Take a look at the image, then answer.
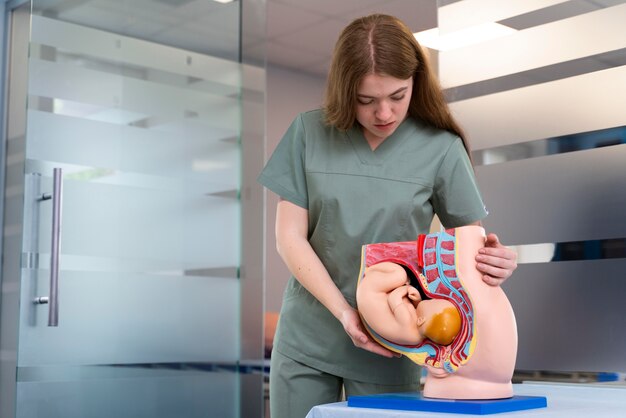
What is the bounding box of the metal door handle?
[34,168,63,327]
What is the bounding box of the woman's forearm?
[276,200,352,321]
[278,235,352,320]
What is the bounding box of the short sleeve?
[432,138,488,227]
[257,114,308,208]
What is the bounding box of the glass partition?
[0,1,264,417]
[437,0,626,378]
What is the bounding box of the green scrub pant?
[269,349,421,418]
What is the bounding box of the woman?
[258,14,518,418]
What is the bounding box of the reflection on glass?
[499,0,624,31]
[473,125,626,166]
[514,238,626,264]
[445,47,626,102]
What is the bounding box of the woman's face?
[355,73,413,147]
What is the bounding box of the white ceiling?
[39,0,436,78]
[37,0,624,80]
[264,0,438,77]
[262,0,626,77]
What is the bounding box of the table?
[305,383,626,417]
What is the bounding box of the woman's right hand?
[339,307,400,358]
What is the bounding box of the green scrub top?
[258,109,487,384]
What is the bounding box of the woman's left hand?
[475,233,517,286]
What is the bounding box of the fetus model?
[356,226,517,399]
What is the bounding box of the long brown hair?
[324,14,470,152]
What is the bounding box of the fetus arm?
[388,285,422,328]
[387,285,409,312]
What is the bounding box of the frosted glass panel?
[25,172,239,268]
[450,65,626,149]
[18,1,242,363]
[16,369,238,418]
[0,1,248,417]
[503,260,626,372]
[19,270,239,366]
[477,144,626,245]
[30,15,241,88]
[28,59,240,132]
[26,111,238,187]
[438,0,626,377]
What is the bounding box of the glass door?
[1,1,252,417]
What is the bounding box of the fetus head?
[417,299,462,345]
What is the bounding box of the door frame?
[0,3,32,417]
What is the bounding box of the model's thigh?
[270,350,343,418]
[344,377,421,397]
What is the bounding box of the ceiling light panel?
[438,0,568,34]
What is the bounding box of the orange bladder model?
[356,225,517,399]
